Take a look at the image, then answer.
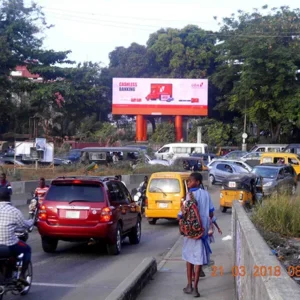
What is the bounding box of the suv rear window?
[149,178,180,193]
[45,183,104,202]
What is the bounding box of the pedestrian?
[179,172,215,298]
[0,173,12,195]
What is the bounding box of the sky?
[31,0,298,66]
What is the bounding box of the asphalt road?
[8,188,221,300]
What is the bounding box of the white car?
[207,159,252,172]
[144,154,170,166]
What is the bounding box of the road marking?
[32,282,80,288]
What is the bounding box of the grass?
[252,193,300,238]
[4,162,185,182]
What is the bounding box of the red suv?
[37,176,142,255]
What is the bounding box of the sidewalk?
[138,227,235,299]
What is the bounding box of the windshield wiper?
[150,187,167,196]
[68,200,90,204]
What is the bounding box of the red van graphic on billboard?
[112,78,208,116]
[146,84,174,102]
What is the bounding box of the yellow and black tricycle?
[219,173,263,213]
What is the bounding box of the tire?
[148,218,157,225]
[209,175,215,185]
[129,217,141,245]
[220,206,227,213]
[20,261,33,295]
[107,224,122,255]
[41,237,58,253]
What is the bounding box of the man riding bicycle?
[0,187,34,285]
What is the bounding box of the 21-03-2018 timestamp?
[211,265,300,277]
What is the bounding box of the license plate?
[228,182,236,188]
[66,211,80,219]
[159,203,168,208]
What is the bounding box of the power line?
[43,6,216,24]
[4,4,300,38]
[45,12,300,38]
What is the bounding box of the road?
[9,188,221,300]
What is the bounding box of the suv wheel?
[129,217,141,244]
[42,237,58,253]
[107,224,122,255]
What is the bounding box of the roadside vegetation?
[2,162,184,182]
[252,194,300,238]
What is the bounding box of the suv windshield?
[149,178,180,193]
[252,167,279,178]
[45,184,104,202]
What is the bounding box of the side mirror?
[277,174,284,180]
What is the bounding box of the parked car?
[207,159,252,172]
[144,154,170,166]
[220,151,248,159]
[251,164,297,196]
[240,152,262,161]
[37,176,142,255]
[209,162,249,184]
[53,158,72,166]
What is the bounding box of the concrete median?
[11,172,209,207]
[232,201,300,299]
[104,257,157,300]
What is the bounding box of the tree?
[0,0,73,134]
[146,25,217,78]
[108,43,149,78]
[212,5,300,142]
[188,118,233,146]
[150,122,175,144]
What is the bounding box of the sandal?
[193,289,201,298]
[183,286,193,294]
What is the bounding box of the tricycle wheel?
[148,218,157,225]
[220,206,227,213]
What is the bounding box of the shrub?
[252,193,300,238]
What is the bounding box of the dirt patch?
[258,228,300,285]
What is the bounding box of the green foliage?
[212,5,300,142]
[150,122,176,144]
[188,118,236,146]
[252,193,300,238]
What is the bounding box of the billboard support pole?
[197,127,202,143]
[136,115,144,142]
[143,118,147,141]
[175,116,183,142]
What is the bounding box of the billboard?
[112,78,208,116]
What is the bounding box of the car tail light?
[100,207,112,222]
[38,205,47,221]
[73,180,82,184]
[145,197,148,208]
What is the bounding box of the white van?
[154,143,208,160]
[250,144,287,153]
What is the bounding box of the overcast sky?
[31,0,297,66]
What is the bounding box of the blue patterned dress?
[182,188,215,266]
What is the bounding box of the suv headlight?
[263,181,273,187]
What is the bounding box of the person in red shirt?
[34,177,49,204]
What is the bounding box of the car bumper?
[145,208,179,219]
[37,221,116,242]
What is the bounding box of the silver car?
[207,159,252,172]
[209,161,249,184]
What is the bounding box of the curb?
[157,234,182,270]
[104,257,157,300]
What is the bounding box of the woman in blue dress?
[182,172,215,297]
